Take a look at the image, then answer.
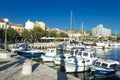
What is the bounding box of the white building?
[92,24,111,36]
[25,19,46,31]
[25,19,34,30]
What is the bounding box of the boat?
[62,49,97,73]
[54,48,79,65]
[17,47,45,59]
[90,59,119,76]
[41,48,57,62]
[11,43,28,53]
[41,55,55,62]
[44,48,57,56]
[64,57,90,73]
[75,49,97,64]
[54,53,72,65]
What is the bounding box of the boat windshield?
[83,52,88,57]
[110,64,118,68]
[95,62,101,66]
[77,52,82,56]
[101,63,108,68]
[91,53,97,58]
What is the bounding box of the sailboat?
[66,11,83,49]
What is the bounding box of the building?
[92,24,111,36]
[34,21,46,30]
[0,18,24,33]
[25,19,46,31]
[25,19,34,30]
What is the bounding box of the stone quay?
[0,54,80,80]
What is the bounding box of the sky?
[0,0,120,33]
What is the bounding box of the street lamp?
[4,18,9,53]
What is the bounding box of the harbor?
[1,0,120,80]
[1,42,120,80]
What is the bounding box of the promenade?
[0,55,80,80]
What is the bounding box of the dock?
[0,54,80,80]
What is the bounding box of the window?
[78,52,82,56]
[96,62,101,66]
[110,64,117,68]
[90,54,93,58]
[83,52,88,57]
[101,63,108,68]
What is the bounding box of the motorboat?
[64,57,90,73]
[90,59,119,76]
[41,48,57,62]
[75,49,97,64]
[62,49,97,73]
[11,43,28,53]
[54,48,78,65]
[17,47,45,59]
[54,53,72,65]
[44,48,57,56]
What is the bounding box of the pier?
[0,54,80,80]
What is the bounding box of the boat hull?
[17,51,45,59]
[65,63,90,73]
[91,70,116,76]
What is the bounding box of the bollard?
[22,60,32,75]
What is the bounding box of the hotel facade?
[25,19,46,31]
[92,24,111,36]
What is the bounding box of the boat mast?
[81,22,83,41]
[70,11,73,42]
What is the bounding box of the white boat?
[93,41,110,49]
[64,57,90,73]
[54,53,72,65]
[11,44,28,52]
[90,59,119,76]
[44,48,57,56]
[41,55,55,62]
[54,48,79,65]
[41,48,57,62]
[62,49,97,73]
[75,49,97,64]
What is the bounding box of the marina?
[58,46,120,80]
[0,43,120,80]
[1,0,120,80]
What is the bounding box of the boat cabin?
[94,59,119,69]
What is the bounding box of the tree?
[31,27,46,42]
[21,29,31,42]
[47,31,57,37]
[7,27,19,43]
[0,28,4,42]
[58,32,68,37]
